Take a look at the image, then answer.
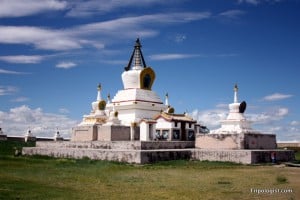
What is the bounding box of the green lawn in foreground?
[0,142,299,200]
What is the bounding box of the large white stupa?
[106,38,167,125]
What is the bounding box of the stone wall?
[35,141,194,150]
[244,133,276,149]
[191,149,295,164]
[196,134,242,149]
[23,147,141,164]
[195,133,277,150]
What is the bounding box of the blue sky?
[0,0,299,141]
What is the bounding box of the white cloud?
[0,12,210,51]
[0,105,78,138]
[0,55,44,64]
[247,107,289,124]
[11,97,30,102]
[190,108,227,129]
[237,0,259,5]
[0,26,81,51]
[66,0,171,17]
[219,10,245,19]
[237,0,282,5]
[149,53,202,61]
[290,120,300,126]
[76,12,211,36]
[0,85,18,96]
[56,61,77,69]
[0,68,28,75]
[0,0,67,18]
[174,34,187,43]
[59,108,70,114]
[263,93,293,101]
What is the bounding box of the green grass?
[0,142,299,199]
[0,156,299,200]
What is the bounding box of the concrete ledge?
[22,147,193,164]
[22,141,295,164]
[191,149,295,164]
[35,141,195,150]
[196,133,277,150]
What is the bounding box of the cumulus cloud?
[0,105,78,138]
[190,108,227,129]
[247,107,289,124]
[56,61,77,69]
[0,85,18,96]
[0,0,67,18]
[0,55,45,64]
[263,93,293,101]
[149,53,203,61]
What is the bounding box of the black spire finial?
[124,38,147,71]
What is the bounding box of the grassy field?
[0,141,299,200]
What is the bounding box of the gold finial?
[97,83,101,91]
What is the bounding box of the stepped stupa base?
[196,132,277,150]
[22,140,294,164]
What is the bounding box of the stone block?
[195,133,277,150]
[72,125,98,141]
[98,125,130,141]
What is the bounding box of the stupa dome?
[122,38,155,90]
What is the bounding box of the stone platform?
[22,141,295,164]
[196,133,277,150]
[192,149,294,164]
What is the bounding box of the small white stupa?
[196,84,277,150]
[79,83,108,126]
[211,84,253,134]
[24,128,35,142]
[54,129,63,141]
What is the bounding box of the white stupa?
[24,128,36,142]
[196,84,276,150]
[211,84,253,134]
[79,83,108,126]
[53,129,64,141]
[106,38,167,125]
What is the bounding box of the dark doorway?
[181,122,186,141]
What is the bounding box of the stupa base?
[195,132,277,150]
